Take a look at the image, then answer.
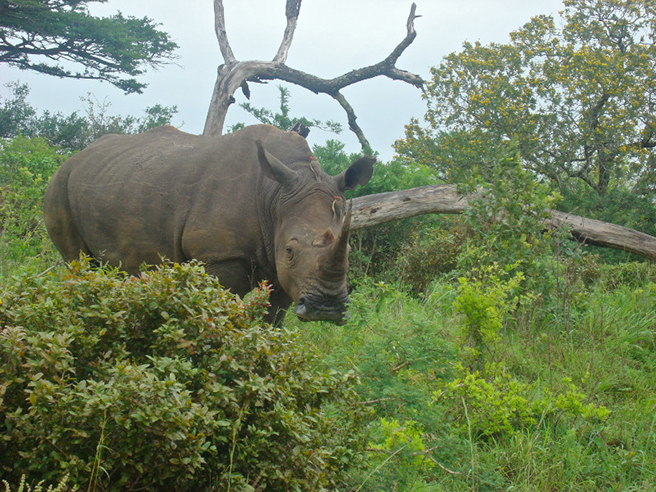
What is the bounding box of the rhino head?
[256,140,374,324]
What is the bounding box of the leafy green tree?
[233,85,342,134]
[0,82,178,151]
[396,0,656,201]
[0,0,178,93]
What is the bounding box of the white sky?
[0,0,564,160]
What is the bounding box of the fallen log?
[351,184,656,262]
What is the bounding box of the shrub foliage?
[0,260,363,491]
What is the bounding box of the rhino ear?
[256,140,298,184]
[336,156,375,191]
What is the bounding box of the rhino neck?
[255,176,285,280]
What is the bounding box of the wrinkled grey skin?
[44,124,374,325]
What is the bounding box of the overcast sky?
[0,0,564,160]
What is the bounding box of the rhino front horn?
[332,200,352,267]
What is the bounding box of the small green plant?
[453,263,525,370]
[370,418,434,469]
[2,475,74,492]
[437,363,609,438]
[439,363,537,437]
[361,419,436,491]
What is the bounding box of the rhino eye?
[286,245,295,261]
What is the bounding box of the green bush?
[0,137,63,274]
[395,224,466,294]
[456,143,561,292]
[437,363,609,438]
[597,261,656,290]
[0,260,363,491]
[452,264,526,370]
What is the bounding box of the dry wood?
[274,0,302,63]
[350,184,656,261]
[203,1,423,148]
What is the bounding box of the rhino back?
[59,126,265,273]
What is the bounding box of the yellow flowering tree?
[396,0,656,199]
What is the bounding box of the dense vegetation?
[2,0,656,489]
[1,115,655,492]
[0,82,178,153]
[1,259,362,490]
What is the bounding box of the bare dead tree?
[203,0,423,148]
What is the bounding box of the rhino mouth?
[294,292,349,324]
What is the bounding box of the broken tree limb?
[545,210,656,261]
[350,184,656,262]
[274,0,302,63]
[203,1,424,149]
[351,184,470,229]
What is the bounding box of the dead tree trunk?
[203,0,424,149]
[351,184,656,261]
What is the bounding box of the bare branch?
[386,3,420,70]
[203,2,424,147]
[214,0,236,64]
[274,0,302,63]
[331,92,371,149]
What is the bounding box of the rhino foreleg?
[204,260,291,326]
[204,260,252,297]
[266,287,293,326]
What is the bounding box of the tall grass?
[291,271,656,491]
[0,137,62,278]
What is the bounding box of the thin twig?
[427,456,461,475]
[33,260,63,278]
[357,397,393,405]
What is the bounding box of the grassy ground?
[288,272,656,491]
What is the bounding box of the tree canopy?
[0,0,178,93]
[396,0,656,200]
[0,82,178,150]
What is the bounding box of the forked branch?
[203,1,424,149]
[213,0,236,64]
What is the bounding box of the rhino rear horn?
[256,140,298,184]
